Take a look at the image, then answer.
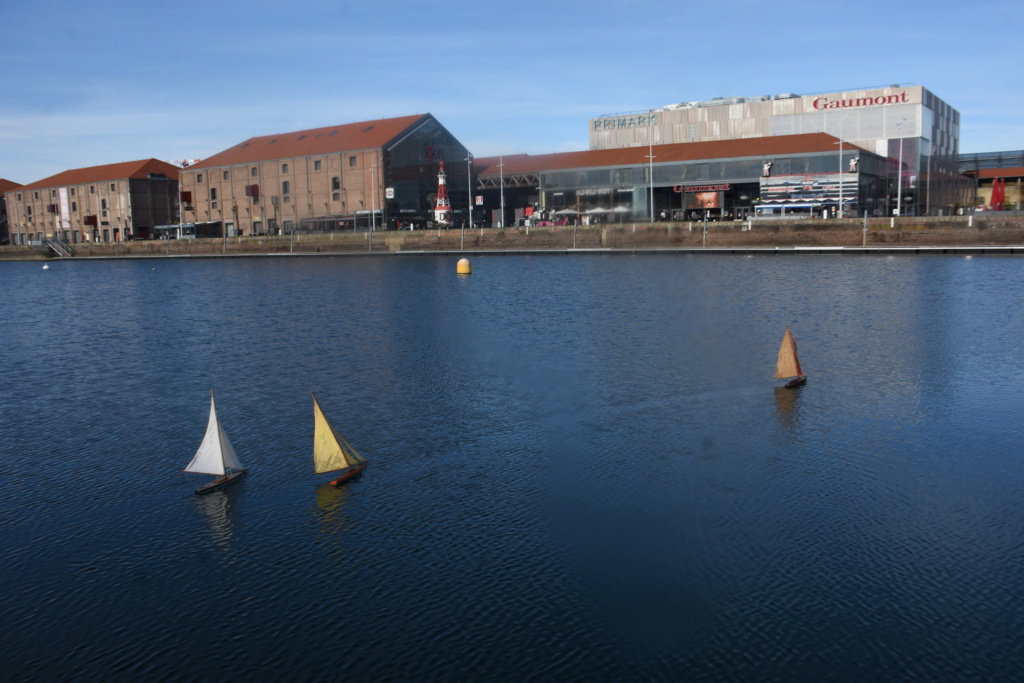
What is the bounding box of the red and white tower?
[434,162,453,227]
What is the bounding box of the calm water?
[3,254,1024,681]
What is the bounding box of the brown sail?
[775,328,805,380]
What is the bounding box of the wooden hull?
[783,376,807,389]
[195,469,246,495]
[329,462,367,487]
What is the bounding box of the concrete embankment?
[4,215,1024,260]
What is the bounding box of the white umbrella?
[611,206,631,213]
[553,208,581,215]
[585,207,610,214]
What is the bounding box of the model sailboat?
[184,390,247,494]
[313,393,368,486]
[775,328,807,389]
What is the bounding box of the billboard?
[758,173,854,206]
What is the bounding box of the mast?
[434,162,453,228]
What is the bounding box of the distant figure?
[763,161,773,177]
[849,157,859,173]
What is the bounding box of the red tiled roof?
[17,159,181,191]
[0,178,23,193]
[975,167,1024,179]
[474,133,861,176]
[190,115,431,169]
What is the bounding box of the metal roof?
[474,133,861,177]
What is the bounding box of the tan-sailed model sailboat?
[313,393,368,486]
[775,328,807,389]
[184,390,247,494]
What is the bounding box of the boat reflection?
[193,486,240,547]
[773,385,801,436]
[313,482,352,542]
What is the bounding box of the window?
[349,156,357,167]
[282,163,288,173]
[26,205,32,215]
[197,174,203,183]
[16,193,21,200]
[223,170,229,180]
[101,199,107,210]
[71,202,77,211]
[210,188,218,201]
[70,188,75,196]
[251,167,258,177]
[34,191,39,199]
[314,160,322,171]
[331,177,340,191]
[110,183,115,191]
[283,220,294,233]
[90,186,95,193]
[51,189,56,197]
[282,181,290,195]
[332,192,341,201]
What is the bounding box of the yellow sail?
[774,328,805,379]
[313,394,367,475]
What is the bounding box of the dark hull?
[783,376,807,389]
[329,462,367,487]
[195,469,246,495]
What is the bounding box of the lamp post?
[498,146,505,228]
[895,119,905,218]
[647,118,655,221]
[464,155,472,250]
[371,161,377,232]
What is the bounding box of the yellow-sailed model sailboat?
[313,393,368,487]
[775,328,807,389]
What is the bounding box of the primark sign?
[593,114,657,130]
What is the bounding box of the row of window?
[193,156,361,184]
[13,183,118,202]
[202,176,345,202]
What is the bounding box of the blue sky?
[1,0,1021,184]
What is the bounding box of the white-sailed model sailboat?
[775,328,807,389]
[184,390,247,494]
[313,393,368,487]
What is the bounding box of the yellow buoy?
[457,258,472,275]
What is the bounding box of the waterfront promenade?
[4,214,1024,260]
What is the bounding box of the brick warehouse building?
[0,178,22,245]
[178,114,470,237]
[3,160,180,244]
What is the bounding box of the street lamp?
[647,118,655,221]
[498,146,505,228]
[895,118,905,217]
[465,155,472,250]
[371,161,377,232]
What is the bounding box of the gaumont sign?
[673,184,730,193]
[811,91,909,110]
[592,114,657,130]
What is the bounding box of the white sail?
[185,391,243,475]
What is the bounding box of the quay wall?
[4,216,1024,259]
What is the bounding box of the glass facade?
[536,150,888,221]
[590,86,964,216]
[384,118,470,228]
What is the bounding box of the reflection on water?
[773,385,801,434]
[193,487,240,546]
[313,482,351,530]
[4,255,1024,681]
